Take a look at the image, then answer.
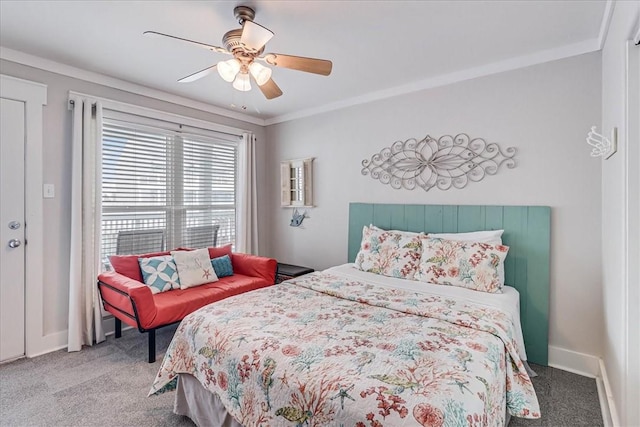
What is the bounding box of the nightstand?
[276,262,314,284]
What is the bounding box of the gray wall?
[0,59,267,337]
[264,52,603,359]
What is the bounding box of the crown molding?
[0,46,266,126]
[265,38,600,126]
[1,30,603,129]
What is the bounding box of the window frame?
[96,101,245,261]
[280,157,314,208]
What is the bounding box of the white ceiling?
[0,1,607,124]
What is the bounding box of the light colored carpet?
[0,325,193,427]
[1,326,603,426]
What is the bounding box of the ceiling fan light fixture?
[232,72,252,92]
[240,20,274,51]
[249,62,272,86]
[147,5,331,101]
[217,58,241,82]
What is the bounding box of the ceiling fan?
[144,5,332,100]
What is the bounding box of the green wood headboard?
[348,203,551,366]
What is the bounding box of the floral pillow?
[355,225,423,279]
[415,237,509,293]
[428,229,506,286]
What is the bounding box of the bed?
[150,203,550,426]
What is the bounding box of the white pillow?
[428,230,505,285]
[428,229,504,244]
[370,224,424,239]
[171,248,218,289]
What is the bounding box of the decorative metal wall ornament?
[361,134,516,191]
[289,209,308,227]
[586,126,617,159]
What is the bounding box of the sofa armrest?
[231,253,277,284]
[97,271,157,330]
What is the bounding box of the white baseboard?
[26,329,68,358]
[598,359,620,427]
[22,316,135,360]
[548,345,600,377]
[548,346,617,427]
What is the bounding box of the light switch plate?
[43,184,55,198]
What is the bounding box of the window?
[101,117,239,261]
[280,158,314,207]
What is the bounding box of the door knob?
[8,239,21,248]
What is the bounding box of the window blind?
[101,118,238,261]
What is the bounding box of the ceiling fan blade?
[240,20,274,52]
[178,64,217,83]
[263,53,332,76]
[144,31,229,54]
[257,78,283,100]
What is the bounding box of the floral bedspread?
[150,271,540,426]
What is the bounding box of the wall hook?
[586,126,617,159]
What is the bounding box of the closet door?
[0,97,26,362]
[0,74,46,358]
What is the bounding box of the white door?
[0,97,26,362]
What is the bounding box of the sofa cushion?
[97,271,155,329]
[139,255,181,294]
[110,247,194,282]
[230,253,277,284]
[207,244,233,259]
[111,250,172,282]
[150,274,271,328]
[211,255,234,278]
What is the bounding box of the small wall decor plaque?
[361,133,516,191]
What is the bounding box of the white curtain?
[67,97,106,352]
[236,133,259,254]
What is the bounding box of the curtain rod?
[68,91,247,138]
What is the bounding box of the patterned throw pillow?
[172,248,218,289]
[355,225,423,279]
[138,255,181,294]
[428,230,506,286]
[415,237,509,293]
[210,255,234,278]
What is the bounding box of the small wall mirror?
[281,158,313,207]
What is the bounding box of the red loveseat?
[97,245,277,362]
